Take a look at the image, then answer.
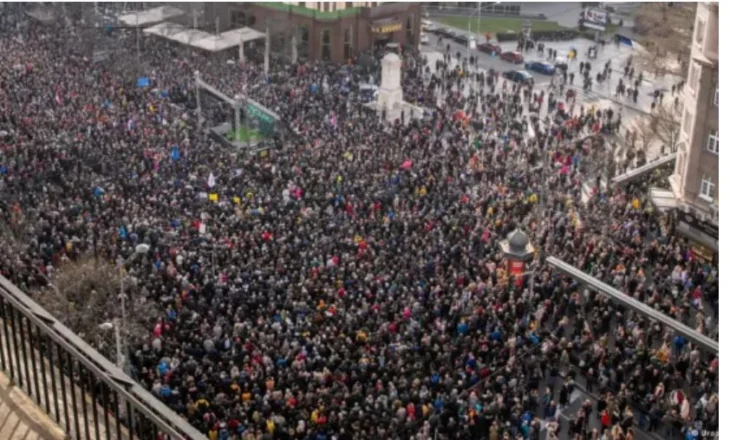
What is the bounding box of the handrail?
[545,257,719,353]
[0,274,206,440]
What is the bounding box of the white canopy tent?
[143,22,210,46]
[144,22,265,53]
[117,6,185,27]
[26,7,56,23]
[195,28,266,52]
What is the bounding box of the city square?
[0,2,721,440]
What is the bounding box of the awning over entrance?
[648,187,678,213]
[675,210,718,252]
[372,18,402,34]
[611,153,676,187]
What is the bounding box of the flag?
[207,172,216,189]
[233,196,241,205]
[137,77,150,88]
[55,91,63,106]
[209,193,219,202]
[170,145,180,161]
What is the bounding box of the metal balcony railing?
[0,275,207,440]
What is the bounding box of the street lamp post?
[466,6,479,70]
[118,243,150,373]
[499,229,536,306]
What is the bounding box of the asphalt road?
[420,27,682,126]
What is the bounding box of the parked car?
[420,33,429,45]
[554,54,569,72]
[502,70,534,85]
[524,60,556,75]
[443,29,457,39]
[500,51,524,64]
[433,27,449,37]
[422,20,435,32]
[477,42,502,55]
[453,34,469,45]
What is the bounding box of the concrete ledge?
[0,371,67,440]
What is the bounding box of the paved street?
[421,24,683,123]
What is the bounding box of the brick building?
[201,2,422,63]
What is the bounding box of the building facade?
[203,2,421,63]
[668,2,719,256]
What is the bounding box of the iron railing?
[0,275,207,440]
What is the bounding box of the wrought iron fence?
[0,275,206,440]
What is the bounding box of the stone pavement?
[423,24,683,123]
[0,371,66,440]
[0,317,126,440]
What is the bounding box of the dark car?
[453,34,469,45]
[477,42,502,55]
[433,27,448,36]
[524,61,556,75]
[502,70,534,85]
[443,29,457,39]
[500,51,524,64]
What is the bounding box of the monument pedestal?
[377,88,403,114]
[375,53,427,123]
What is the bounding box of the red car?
[500,51,524,64]
[477,42,502,55]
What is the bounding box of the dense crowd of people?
[0,7,718,440]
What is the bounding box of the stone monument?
[377,53,404,115]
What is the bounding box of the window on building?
[343,26,353,60]
[299,2,305,7]
[699,175,714,202]
[231,10,247,27]
[682,109,693,137]
[688,63,700,94]
[715,87,719,106]
[695,18,705,46]
[299,26,310,57]
[707,128,719,154]
[324,2,331,12]
[321,29,331,61]
[406,14,414,45]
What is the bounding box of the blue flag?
[171,145,180,161]
[137,77,150,88]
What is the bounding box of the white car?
[420,33,429,45]
[422,20,435,31]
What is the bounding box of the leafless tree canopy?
[633,3,696,76]
[650,103,682,152]
[32,257,159,351]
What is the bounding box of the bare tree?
[632,3,696,77]
[32,257,160,357]
[650,102,682,153]
[632,114,659,155]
